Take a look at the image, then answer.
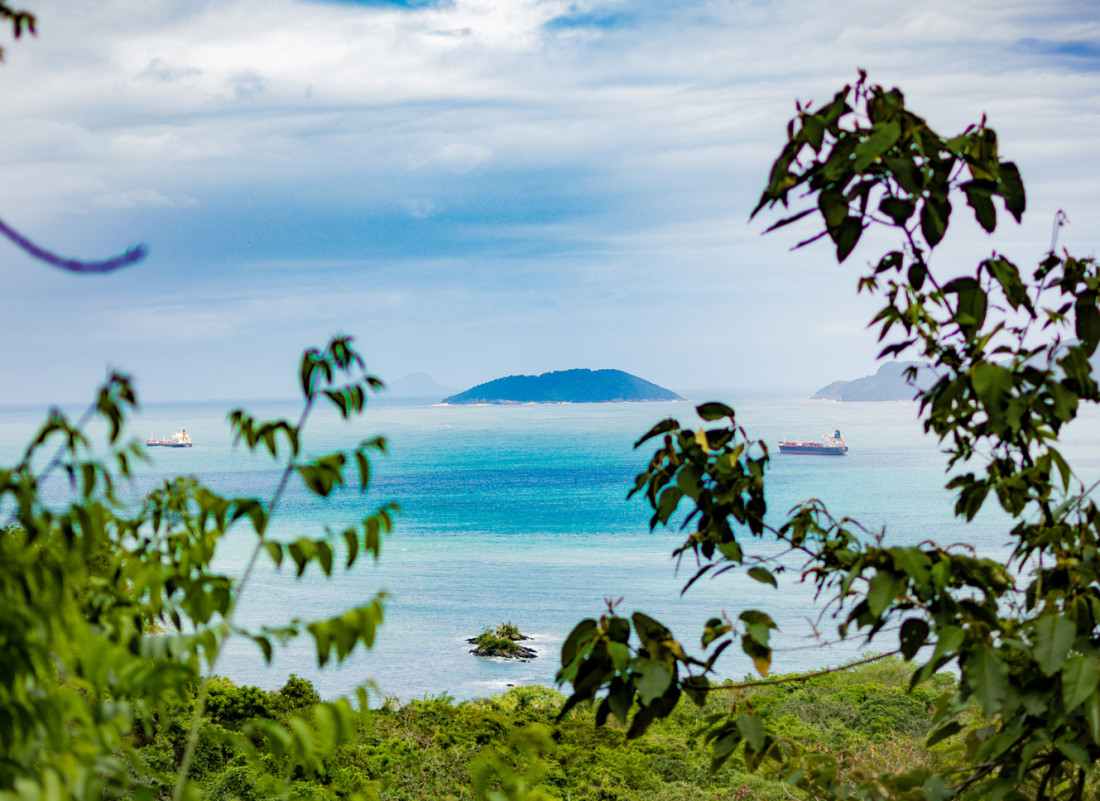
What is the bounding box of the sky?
[0,0,1097,404]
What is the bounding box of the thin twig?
[171,397,314,801]
[708,650,901,691]
[0,215,147,273]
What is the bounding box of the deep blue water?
[4,394,1100,702]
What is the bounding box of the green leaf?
[264,541,283,568]
[252,635,273,663]
[884,156,923,194]
[922,776,951,801]
[1074,296,1100,355]
[945,277,987,331]
[866,570,899,618]
[633,612,673,647]
[920,195,951,247]
[746,566,777,588]
[702,618,732,648]
[1033,615,1076,677]
[962,180,997,233]
[742,634,771,677]
[931,626,965,663]
[971,363,1013,410]
[607,642,631,672]
[1086,691,1100,745]
[342,528,359,568]
[605,678,633,724]
[762,208,816,234]
[1055,737,1092,771]
[633,658,673,706]
[985,257,1028,311]
[682,675,710,707]
[852,121,901,171]
[997,161,1026,222]
[879,196,916,226]
[963,645,1008,716]
[1061,655,1100,712]
[736,713,766,752]
[900,618,930,660]
[799,112,826,150]
[738,610,776,629]
[818,190,848,229]
[926,720,963,747]
[908,261,927,291]
[696,402,735,421]
[717,540,743,562]
[355,450,371,490]
[315,541,333,576]
[834,216,863,262]
[560,619,597,667]
[708,723,742,769]
[635,418,679,447]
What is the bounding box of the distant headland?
[443,369,682,404]
[813,361,936,401]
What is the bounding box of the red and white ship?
[146,428,193,448]
[778,429,847,455]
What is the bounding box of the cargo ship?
[146,428,193,448]
[778,429,847,455]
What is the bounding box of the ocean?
[4,393,1100,703]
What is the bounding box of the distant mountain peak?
[386,372,455,398]
[812,361,937,402]
[443,368,681,404]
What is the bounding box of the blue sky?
[0,0,1098,403]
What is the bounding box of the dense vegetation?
[134,658,964,801]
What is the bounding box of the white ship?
[778,429,848,455]
[145,428,193,448]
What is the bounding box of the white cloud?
[0,0,1098,402]
[416,142,493,173]
[91,187,197,210]
[138,56,201,83]
[401,198,436,217]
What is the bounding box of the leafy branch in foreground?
[0,1,33,60]
[558,74,1100,801]
[0,335,396,801]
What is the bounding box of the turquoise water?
[4,394,1100,702]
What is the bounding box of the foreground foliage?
[558,75,1100,800]
[0,338,395,800]
[138,658,960,801]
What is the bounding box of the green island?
[442,369,681,405]
[134,657,963,801]
[469,623,538,659]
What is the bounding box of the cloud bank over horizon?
[0,0,1097,403]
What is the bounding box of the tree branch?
[0,215,147,273]
[708,650,901,691]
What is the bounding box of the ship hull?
[777,444,846,455]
